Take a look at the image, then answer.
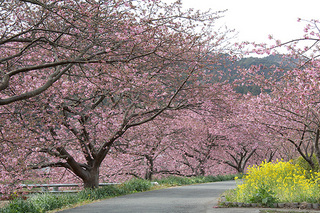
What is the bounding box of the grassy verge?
[0,174,237,213]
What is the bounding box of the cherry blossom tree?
[219,95,278,173]
[0,0,230,105]
[237,19,320,169]
[102,83,237,180]
[248,67,320,170]
[0,0,232,189]
[159,84,238,176]
[170,87,277,174]
[166,111,225,176]
[106,116,180,181]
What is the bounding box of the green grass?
[0,174,237,213]
[155,174,238,186]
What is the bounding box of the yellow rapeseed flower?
[234,160,320,203]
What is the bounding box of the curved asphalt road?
[58,180,261,213]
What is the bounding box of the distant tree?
[238,19,320,169]
[166,97,228,175]
[220,95,278,173]
[108,117,178,181]
[170,113,225,177]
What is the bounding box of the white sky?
[165,0,320,44]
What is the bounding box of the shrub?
[155,176,195,186]
[0,199,37,213]
[30,193,63,211]
[78,184,125,201]
[0,193,80,213]
[121,179,152,193]
[248,187,277,207]
[231,160,320,205]
[155,174,237,186]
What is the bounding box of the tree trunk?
[145,156,154,181]
[145,170,153,181]
[200,168,205,176]
[314,128,320,171]
[83,167,100,189]
[237,167,244,174]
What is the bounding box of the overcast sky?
[165,0,320,44]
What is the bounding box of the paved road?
[57,180,320,213]
[58,180,264,213]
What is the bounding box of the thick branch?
[56,147,89,180]
[29,162,71,170]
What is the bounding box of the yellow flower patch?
[235,160,320,203]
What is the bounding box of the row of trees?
[0,0,234,191]
[104,85,277,181]
[1,0,320,193]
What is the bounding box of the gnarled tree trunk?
[83,167,100,189]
